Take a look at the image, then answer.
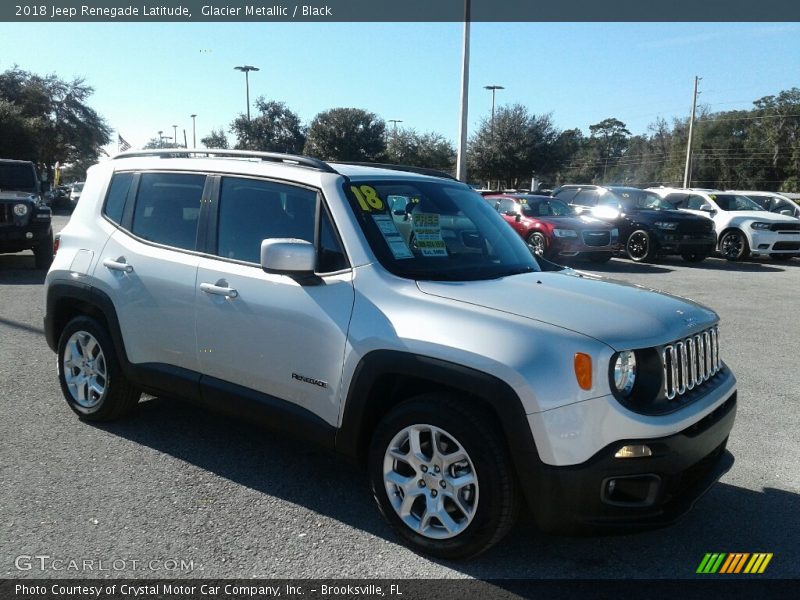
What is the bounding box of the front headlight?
[612,351,637,397]
[553,228,577,238]
[654,221,678,230]
[13,203,29,216]
[750,222,771,230]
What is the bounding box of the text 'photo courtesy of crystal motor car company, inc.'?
[43,149,737,559]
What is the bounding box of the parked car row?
[483,183,799,264]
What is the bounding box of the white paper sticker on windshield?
[372,214,414,259]
[412,213,448,257]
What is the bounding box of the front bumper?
[0,220,52,251]
[550,236,622,257]
[653,230,716,255]
[524,392,736,534]
[748,230,800,254]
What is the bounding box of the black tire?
[368,394,519,559]
[585,252,612,263]
[681,252,709,263]
[33,231,54,270]
[719,230,750,261]
[625,229,655,262]
[526,231,547,257]
[57,316,140,421]
[770,253,793,261]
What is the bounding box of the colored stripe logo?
[696,553,773,574]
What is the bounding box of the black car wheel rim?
[628,232,648,259]
[529,234,545,256]
[722,233,743,258]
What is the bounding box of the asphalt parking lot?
[1,212,798,580]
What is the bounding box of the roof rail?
[337,162,457,181]
[112,149,339,174]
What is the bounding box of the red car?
[485,194,621,262]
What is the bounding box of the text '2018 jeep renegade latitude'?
[44,150,737,558]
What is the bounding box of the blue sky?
[2,21,799,152]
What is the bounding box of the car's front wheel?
[368,395,518,559]
[526,231,547,257]
[57,316,140,421]
[626,230,655,262]
[719,230,750,261]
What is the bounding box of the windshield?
[521,197,575,217]
[345,179,540,281]
[73,183,84,192]
[0,162,37,193]
[608,189,672,211]
[711,194,764,211]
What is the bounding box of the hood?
[0,191,36,201]
[531,214,613,230]
[723,210,798,223]
[416,271,717,350]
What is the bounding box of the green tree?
[200,128,230,149]
[231,98,305,153]
[468,104,560,187]
[385,129,455,171]
[0,66,110,182]
[304,108,386,161]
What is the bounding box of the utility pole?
[388,119,403,135]
[484,85,504,139]
[157,130,163,148]
[190,114,197,148]
[455,0,470,182]
[234,65,260,121]
[172,124,178,148]
[683,76,701,188]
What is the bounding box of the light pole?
[157,130,163,148]
[190,114,197,148]
[484,85,504,139]
[234,65,260,120]
[455,0,470,182]
[172,125,178,148]
[388,119,403,135]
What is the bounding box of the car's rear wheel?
[626,230,655,262]
[719,230,750,261]
[368,395,518,559]
[57,316,140,421]
[526,231,547,257]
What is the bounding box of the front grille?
[0,203,10,225]
[582,230,611,246]
[770,222,800,232]
[661,326,721,400]
[772,241,800,251]
[677,221,714,234]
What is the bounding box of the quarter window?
[131,173,205,250]
[103,172,133,225]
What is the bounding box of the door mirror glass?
[261,239,315,275]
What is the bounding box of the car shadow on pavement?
[93,396,800,578]
[93,396,392,538]
[653,256,789,273]
[0,261,47,283]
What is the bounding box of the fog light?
[614,444,652,458]
[758,244,769,249]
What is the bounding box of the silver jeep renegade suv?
[44,150,737,558]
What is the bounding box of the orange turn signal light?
[574,353,592,391]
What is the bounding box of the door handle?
[200,282,239,299]
[103,258,134,273]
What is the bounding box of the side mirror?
[515,214,522,222]
[260,239,315,276]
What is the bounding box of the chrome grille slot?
[661,326,720,401]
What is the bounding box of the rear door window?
[130,173,206,250]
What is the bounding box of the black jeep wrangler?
[0,159,53,269]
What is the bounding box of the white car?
[44,151,737,558]
[729,190,800,219]
[649,188,800,261]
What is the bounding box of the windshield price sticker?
[412,213,448,257]
[372,214,413,259]
[352,185,385,212]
